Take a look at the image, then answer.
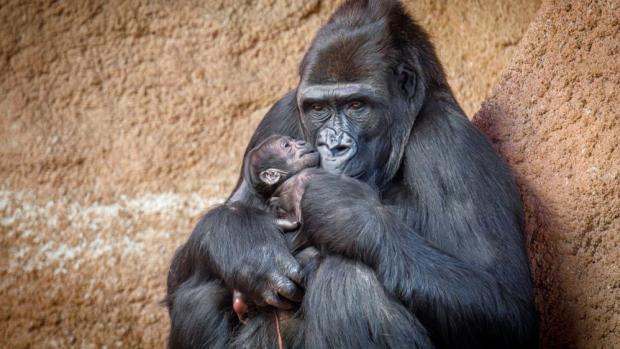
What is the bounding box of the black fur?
[166,1,537,348]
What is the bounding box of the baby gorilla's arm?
[273,168,318,223]
[272,169,322,253]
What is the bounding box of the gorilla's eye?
[349,101,365,110]
[281,141,290,149]
[311,103,324,112]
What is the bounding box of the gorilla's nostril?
[317,128,357,158]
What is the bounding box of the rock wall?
[474,0,620,347]
[4,0,616,348]
[0,0,539,201]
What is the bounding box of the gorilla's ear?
[259,168,286,185]
[396,63,417,100]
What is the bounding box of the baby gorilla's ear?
[259,168,286,185]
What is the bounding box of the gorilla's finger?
[274,252,304,287]
[276,218,300,232]
[263,291,294,310]
[295,247,320,268]
[286,263,305,288]
[271,273,303,302]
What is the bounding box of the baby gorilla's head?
[244,135,320,199]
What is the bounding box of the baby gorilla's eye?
[349,101,365,110]
[281,140,290,148]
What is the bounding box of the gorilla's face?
[295,18,421,185]
[296,78,395,183]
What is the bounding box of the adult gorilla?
[166,0,537,348]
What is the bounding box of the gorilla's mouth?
[313,127,359,174]
[317,142,358,174]
[328,145,352,157]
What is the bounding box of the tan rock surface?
[474,0,620,347]
[11,0,611,347]
[0,0,539,201]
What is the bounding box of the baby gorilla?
[244,134,319,226]
[233,134,320,322]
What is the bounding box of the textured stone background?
[1,0,617,348]
[474,0,620,347]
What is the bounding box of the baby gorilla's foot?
[233,290,249,323]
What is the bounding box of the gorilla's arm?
[299,101,537,348]
[302,174,535,348]
[166,92,305,347]
[186,204,303,306]
[175,91,304,301]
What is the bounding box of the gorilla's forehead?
[301,23,393,85]
[297,82,385,101]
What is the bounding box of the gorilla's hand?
[232,246,319,320]
[296,172,384,262]
[230,233,305,309]
[193,204,305,310]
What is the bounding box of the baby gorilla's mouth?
[299,149,317,157]
[296,146,320,169]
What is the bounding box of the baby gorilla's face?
[274,136,320,173]
[252,135,320,188]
